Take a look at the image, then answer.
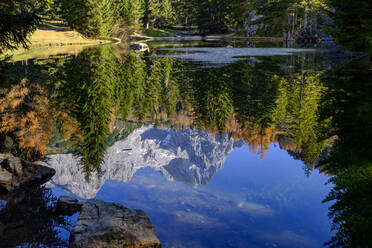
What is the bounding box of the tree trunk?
[292,1,297,35]
[303,0,309,31]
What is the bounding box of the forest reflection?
[0,186,70,247]
[0,45,330,176]
[0,45,371,247]
[318,59,372,248]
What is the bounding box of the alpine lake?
[0,39,371,248]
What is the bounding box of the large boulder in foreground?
[69,199,161,248]
[0,154,55,192]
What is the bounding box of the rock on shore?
[0,153,55,192]
[56,196,84,216]
[69,199,161,248]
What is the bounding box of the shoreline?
[130,34,284,42]
[6,39,120,62]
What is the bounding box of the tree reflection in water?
[0,45,371,247]
[0,186,70,247]
[0,47,331,176]
[319,58,372,248]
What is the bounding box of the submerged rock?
[0,154,55,192]
[69,199,161,248]
[56,196,84,216]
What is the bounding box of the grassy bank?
[29,21,111,47]
[7,21,284,61]
[28,29,109,47]
[5,21,112,61]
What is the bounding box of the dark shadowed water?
[1,40,371,248]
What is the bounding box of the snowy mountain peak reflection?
[45,126,243,198]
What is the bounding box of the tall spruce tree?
[142,0,159,28]
[59,0,118,39]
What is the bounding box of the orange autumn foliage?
[0,79,53,160]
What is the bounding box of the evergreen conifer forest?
[1,0,371,53]
[0,1,371,248]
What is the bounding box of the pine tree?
[0,0,44,52]
[116,0,143,33]
[142,0,159,28]
[95,0,116,39]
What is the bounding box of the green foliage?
[130,54,148,121]
[0,44,341,180]
[172,0,198,26]
[53,47,118,176]
[320,60,372,173]
[251,0,294,36]
[320,60,372,247]
[245,0,330,39]
[58,0,116,39]
[114,54,140,120]
[231,59,280,128]
[326,0,372,55]
[96,0,116,39]
[324,166,372,248]
[59,0,178,38]
[142,0,158,28]
[191,67,234,135]
[0,0,44,51]
[4,0,367,47]
[141,0,176,28]
[275,71,327,165]
[116,0,143,32]
[191,0,233,34]
[161,59,180,116]
[141,28,172,37]
[156,0,176,27]
[46,47,183,176]
[58,0,96,38]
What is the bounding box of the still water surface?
[1,40,370,247]
[50,131,332,247]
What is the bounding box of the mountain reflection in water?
[0,42,371,248]
[0,44,331,175]
[45,126,243,198]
